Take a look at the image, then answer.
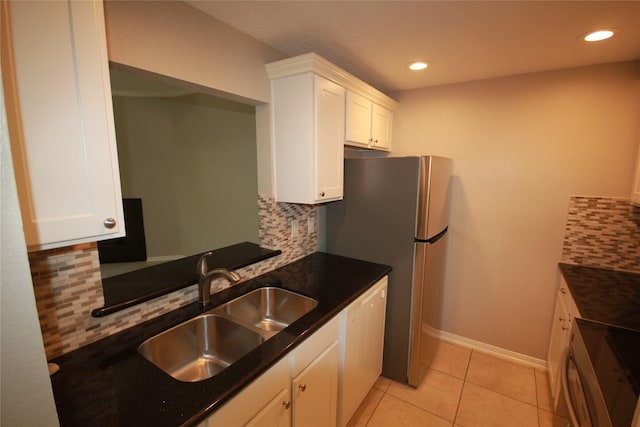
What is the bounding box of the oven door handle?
[561,350,581,427]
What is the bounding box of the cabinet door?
[314,76,345,202]
[292,340,339,427]
[631,142,640,206]
[271,72,344,204]
[200,356,290,426]
[345,91,372,148]
[3,0,124,250]
[547,289,570,408]
[246,388,292,427]
[371,104,393,151]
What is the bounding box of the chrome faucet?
[197,251,241,307]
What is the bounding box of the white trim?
[265,52,398,111]
[437,329,548,371]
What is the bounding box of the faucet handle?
[197,251,213,277]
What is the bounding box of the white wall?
[1,71,59,425]
[390,61,640,359]
[104,0,286,196]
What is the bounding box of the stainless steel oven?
[562,319,639,427]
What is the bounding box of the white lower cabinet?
[546,276,579,410]
[200,276,388,426]
[246,388,291,427]
[338,277,388,426]
[292,341,338,427]
[200,356,291,427]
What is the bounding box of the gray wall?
[113,94,259,258]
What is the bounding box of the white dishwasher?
[338,276,388,427]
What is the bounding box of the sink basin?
[212,287,318,336]
[138,287,317,382]
[138,314,263,382]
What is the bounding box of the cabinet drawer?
[201,356,290,426]
[290,315,339,377]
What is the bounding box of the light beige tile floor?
[347,341,569,427]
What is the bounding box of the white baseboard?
[436,329,548,371]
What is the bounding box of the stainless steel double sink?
[138,287,318,382]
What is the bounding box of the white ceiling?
[185,1,640,95]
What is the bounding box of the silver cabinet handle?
[103,218,117,229]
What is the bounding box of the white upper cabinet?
[3,0,124,250]
[345,91,393,151]
[269,72,345,204]
[631,141,640,206]
[345,92,372,147]
[267,53,397,203]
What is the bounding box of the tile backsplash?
[561,196,640,273]
[29,195,318,360]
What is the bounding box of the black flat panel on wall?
[98,198,147,263]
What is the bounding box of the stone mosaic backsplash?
[561,196,640,273]
[29,195,318,360]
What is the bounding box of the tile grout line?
[381,390,454,426]
[464,350,542,411]
[361,386,386,426]
[364,346,547,426]
[451,348,474,426]
[534,369,543,427]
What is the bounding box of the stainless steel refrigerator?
[326,156,452,387]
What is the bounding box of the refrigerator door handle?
[415,227,448,245]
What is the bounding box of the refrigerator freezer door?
[416,156,453,241]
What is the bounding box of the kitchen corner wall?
[561,196,640,273]
[29,195,318,360]
[390,61,640,360]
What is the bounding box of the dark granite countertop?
[50,252,391,426]
[558,263,640,415]
[558,263,640,332]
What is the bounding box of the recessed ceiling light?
[583,30,615,42]
[407,61,429,71]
